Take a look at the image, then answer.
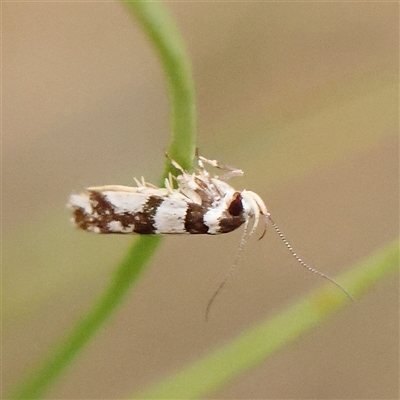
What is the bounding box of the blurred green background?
[3,3,398,399]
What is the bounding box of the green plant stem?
[125,1,197,174]
[134,238,399,399]
[11,3,196,399]
[12,237,161,400]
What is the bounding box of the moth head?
[240,190,269,236]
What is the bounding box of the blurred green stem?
[11,3,196,399]
[135,238,399,399]
[125,2,197,174]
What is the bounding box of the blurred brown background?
[3,2,398,399]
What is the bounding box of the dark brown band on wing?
[184,203,209,234]
[73,191,163,234]
[73,207,92,231]
[132,195,164,234]
[218,215,245,233]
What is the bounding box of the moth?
[68,154,353,316]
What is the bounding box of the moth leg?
[133,176,147,187]
[164,152,187,174]
[134,176,158,188]
[164,172,176,194]
[198,155,244,181]
[133,177,143,187]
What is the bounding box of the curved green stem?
[125,2,197,174]
[11,3,196,399]
[12,237,162,400]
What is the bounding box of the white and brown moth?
[69,156,267,236]
[68,154,353,315]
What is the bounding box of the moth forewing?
[68,156,250,236]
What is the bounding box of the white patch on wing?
[108,220,124,232]
[68,194,92,213]
[102,191,149,214]
[154,198,188,234]
[203,208,225,234]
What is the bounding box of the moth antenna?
[266,215,354,302]
[205,221,249,321]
